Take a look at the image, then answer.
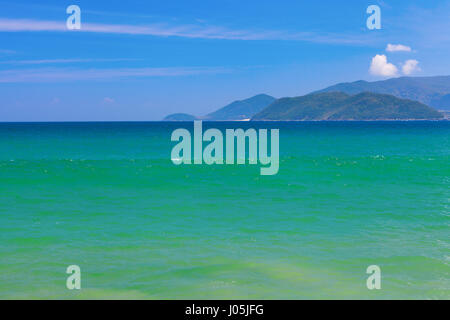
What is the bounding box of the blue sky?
[0,0,449,121]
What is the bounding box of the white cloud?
[369,54,398,77]
[386,44,412,52]
[402,59,420,75]
[103,97,114,104]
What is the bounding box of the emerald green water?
[0,122,448,299]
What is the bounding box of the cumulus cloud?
[386,44,412,52]
[402,59,420,75]
[369,54,398,77]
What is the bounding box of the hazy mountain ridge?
[316,76,450,110]
[163,94,275,121]
[163,113,198,121]
[204,94,276,120]
[252,92,444,121]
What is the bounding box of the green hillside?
[252,92,444,120]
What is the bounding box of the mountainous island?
[163,76,449,121]
[252,92,444,121]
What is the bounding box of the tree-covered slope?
[252,92,444,120]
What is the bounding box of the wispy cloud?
[0,48,15,54]
[0,66,232,83]
[0,18,66,32]
[102,97,115,104]
[0,17,377,44]
[0,58,139,65]
[386,44,411,52]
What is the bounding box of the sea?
[0,121,448,299]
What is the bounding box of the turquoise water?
[0,121,448,299]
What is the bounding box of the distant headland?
[163,76,450,121]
